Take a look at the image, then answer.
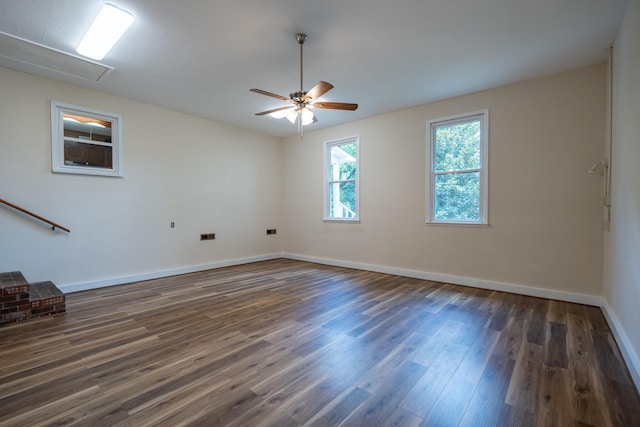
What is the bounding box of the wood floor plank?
[306,386,370,427]
[353,330,426,394]
[458,354,516,427]
[526,297,549,345]
[603,378,640,426]
[547,300,567,324]
[400,342,468,417]
[498,403,537,427]
[116,369,231,426]
[493,316,526,360]
[505,341,544,414]
[382,407,423,427]
[544,321,569,368]
[421,376,476,427]
[449,309,491,346]
[536,366,573,427]
[0,259,637,426]
[568,350,612,426]
[341,361,427,427]
[453,325,501,385]
[283,367,363,424]
[591,329,633,385]
[411,319,464,367]
[486,292,512,331]
[3,385,103,427]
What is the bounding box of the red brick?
[0,286,30,297]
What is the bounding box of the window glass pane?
[325,136,359,221]
[64,141,113,169]
[329,181,357,219]
[434,171,480,221]
[434,120,480,172]
[330,143,357,180]
[63,113,112,143]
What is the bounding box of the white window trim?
[51,100,123,177]
[426,109,489,225]
[324,135,360,222]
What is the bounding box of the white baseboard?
[600,301,640,391]
[60,252,603,306]
[58,253,284,293]
[283,253,604,306]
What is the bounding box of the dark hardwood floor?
[1,259,638,426]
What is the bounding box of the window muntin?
[325,136,359,221]
[427,111,488,224]
[51,101,123,177]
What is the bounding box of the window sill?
[425,221,489,227]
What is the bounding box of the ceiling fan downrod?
[296,33,307,95]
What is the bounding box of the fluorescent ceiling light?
[76,4,134,60]
[63,113,111,128]
[87,122,106,128]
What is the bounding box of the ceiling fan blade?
[313,102,358,111]
[304,81,334,100]
[250,88,292,102]
[255,106,295,116]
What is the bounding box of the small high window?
[51,101,123,177]
[325,136,359,221]
[427,110,488,224]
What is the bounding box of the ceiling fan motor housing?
[290,91,307,103]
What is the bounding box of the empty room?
[1,0,639,426]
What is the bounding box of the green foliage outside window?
[328,141,358,219]
[433,120,481,221]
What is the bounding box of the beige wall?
[0,67,283,290]
[282,64,606,298]
[604,0,640,383]
[0,61,608,300]
[0,56,611,305]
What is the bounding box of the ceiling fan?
[250,33,358,134]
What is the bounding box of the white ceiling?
[0,0,629,137]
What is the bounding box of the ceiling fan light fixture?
[286,109,298,124]
[300,107,316,126]
[76,3,134,60]
[284,107,316,126]
[269,109,290,119]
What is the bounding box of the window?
[325,136,359,221]
[51,101,123,177]
[427,110,488,224]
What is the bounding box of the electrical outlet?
[200,233,215,241]
[266,229,277,235]
[171,222,175,228]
